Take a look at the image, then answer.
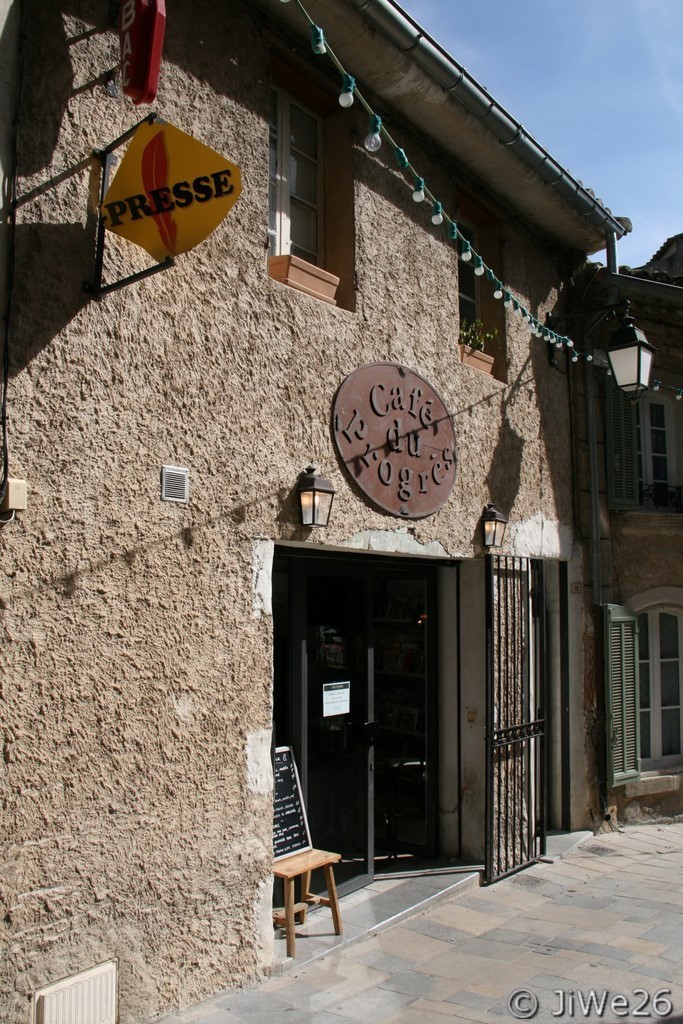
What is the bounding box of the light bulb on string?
[474,256,485,276]
[566,338,574,348]
[339,74,355,107]
[431,201,443,226]
[677,390,683,401]
[586,353,593,362]
[412,176,425,203]
[572,353,579,363]
[493,284,503,300]
[461,240,472,262]
[448,222,458,241]
[311,25,326,54]
[364,114,382,152]
[653,380,661,392]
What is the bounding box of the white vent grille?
[161,464,189,503]
[34,960,118,1024]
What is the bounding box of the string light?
[677,389,683,401]
[287,0,581,350]
[364,114,382,152]
[311,25,326,54]
[395,147,409,169]
[339,74,355,107]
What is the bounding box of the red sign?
[333,363,457,519]
[120,0,166,105]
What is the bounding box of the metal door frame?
[484,555,547,883]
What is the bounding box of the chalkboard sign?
[273,746,311,860]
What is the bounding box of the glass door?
[373,573,437,865]
[304,571,372,889]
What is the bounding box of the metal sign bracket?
[83,112,174,299]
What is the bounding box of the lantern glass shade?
[482,503,508,548]
[607,318,656,399]
[298,467,335,527]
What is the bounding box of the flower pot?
[268,254,340,305]
[459,344,495,375]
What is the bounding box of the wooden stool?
[273,848,342,958]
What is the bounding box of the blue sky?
[397,0,683,268]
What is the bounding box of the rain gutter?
[351,0,628,244]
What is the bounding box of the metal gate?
[484,555,547,883]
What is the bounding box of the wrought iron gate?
[484,555,547,883]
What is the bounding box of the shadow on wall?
[484,407,525,524]
[529,328,575,530]
[11,5,74,178]
[10,221,91,376]
[7,3,114,374]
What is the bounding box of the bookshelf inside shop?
[374,590,426,743]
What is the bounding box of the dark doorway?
[273,550,438,894]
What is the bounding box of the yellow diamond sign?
[101,120,241,262]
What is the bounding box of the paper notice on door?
[323,680,351,717]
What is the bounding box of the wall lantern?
[607,309,656,400]
[297,466,335,527]
[482,503,508,548]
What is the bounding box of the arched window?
[638,608,683,765]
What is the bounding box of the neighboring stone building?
[569,244,683,825]
[0,2,631,1022]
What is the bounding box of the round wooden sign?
[333,362,457,518]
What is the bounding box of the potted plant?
[458,319,498,374]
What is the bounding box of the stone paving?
[158,823,683,1024]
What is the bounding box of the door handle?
[364,721,378,746]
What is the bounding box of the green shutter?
[605,604,641,786]
[606,378,639,510]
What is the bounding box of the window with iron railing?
[607,380,683,513]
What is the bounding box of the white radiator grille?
[34,960,118,1024]
[161,464,189,503]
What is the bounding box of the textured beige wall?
[0,3,575,1022]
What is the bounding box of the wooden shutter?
[605,604,640,786]
[606,378,639,510]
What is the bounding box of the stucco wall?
[0,3,575,1022]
